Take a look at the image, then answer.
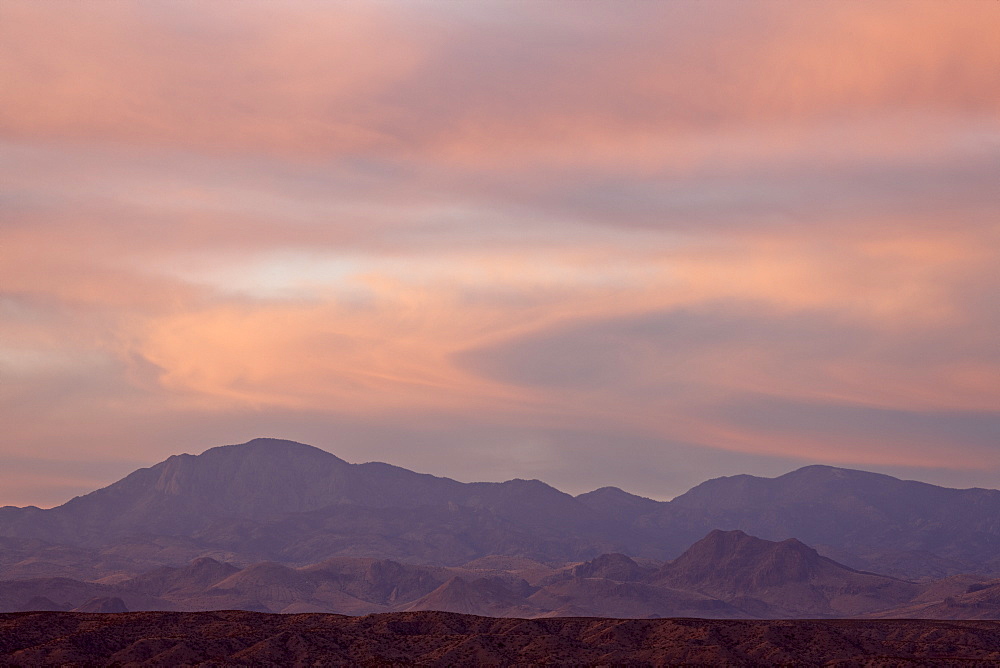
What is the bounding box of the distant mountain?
[297,557,452,608]
[0,439,656,577]
[0,577,169,613]
[0,439,466,542]
[404,576,540,617]
[574,487,663,525]
[571,553,652,582]
[642,465,1000,577]
[3,438,1000,581]
[528,577,746,619]
[651,530,918,617]
[0,538,839,618]
[0,438,649,570]
[3,530,997,619]
[122,557,240,598]
[867,579,1000,620]
[71,596,128,613]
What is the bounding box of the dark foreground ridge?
[2,611,1000,666]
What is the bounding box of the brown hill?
[461,555,554,571]
[0,578,170,613]
[206,561,314,611]
[869,581,1000,620]
[104,555,454,614]
[4,611,1000,666]
[652,529,919,617]
[528,577,744,619]
[71,597,128,613]
[571,552,652,582]
[121,556,240,597]
[404,576,540,617]
[16,596,66,612]
[298,557,450,606]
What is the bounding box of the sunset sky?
[2,0,998,507]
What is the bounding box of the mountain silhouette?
[646,465,1000,577]
[3,438,1000,583]
[0,438,643,567]
[574,487,662,525]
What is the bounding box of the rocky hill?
[651,530,919,617]
[4,611,1000,666]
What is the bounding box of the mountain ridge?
[2,530,992,619]
[3,438,1000,580]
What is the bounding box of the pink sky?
[1,0,998,507]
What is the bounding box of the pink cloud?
[1,0,998,505]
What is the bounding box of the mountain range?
[6,529,996,619]
[2,437,1000,619]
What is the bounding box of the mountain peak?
[695,528,815,554]
[669,465,937,516]
[786,464,842,473]
[573,553,650,582]
[200,438,347,462]
[581,486,627,496]
[654,529,828,591]
[651,529,920,617]
[778,464,893,482]
[575,486,663,524]
[577,486,657,503]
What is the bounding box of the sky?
[1,0,998,508]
